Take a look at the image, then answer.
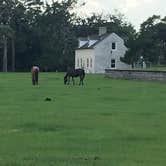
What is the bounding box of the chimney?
[99,27,107,36]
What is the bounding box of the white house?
[75,28,131,73]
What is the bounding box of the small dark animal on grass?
[31,66,39,85]
[64,68,85,85]
[44,97,52,101]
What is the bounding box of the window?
[90,58,92,68]
[80,58,83,67]
[87,58,89,67]
[111,59,115,68]
[112,42,116,50]
[77,59,79,67]
[83,61,85,68]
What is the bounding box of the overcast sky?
[75,0,166,31]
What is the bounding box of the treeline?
[0,0,165,72]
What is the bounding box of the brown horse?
[64,68,85,85]
[31,66,39,85]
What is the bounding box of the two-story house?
[75,27,131,73]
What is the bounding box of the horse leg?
[79,76,84,85]
[81,73,85,85]
[79,76,82,85]
[35,71,38,85]
[81,78,83,85]
[72,77,75,85]
[81,78,84,85]
[32,73,35,85]
[67,76,70,85]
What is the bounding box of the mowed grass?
[0,73,166,166]
[147,66,166,71]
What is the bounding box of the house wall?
[75,49,95,73]
[94,33,131,73]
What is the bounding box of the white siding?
[94,33,131,73]
[75,33,131,74]
[75,49,95,73]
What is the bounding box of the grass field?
[147,65,166,71]
[0,72,166,166]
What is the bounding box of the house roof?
[76,33,110,50]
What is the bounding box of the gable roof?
[76,33,110,50]
[76,32,127,50]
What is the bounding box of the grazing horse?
[31,66,39,85]
[64,68,85,85]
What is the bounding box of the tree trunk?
[11,38,15,72]
[3,36,8,72]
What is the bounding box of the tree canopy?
[0,0,165,71]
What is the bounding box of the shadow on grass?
[99,112,113,116]
[114,135,156,142]
[101,96,130,102]
[18,122,67,133]
[21,155,101,165]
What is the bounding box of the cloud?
[122,0,140,11]
[118,0,156,13]
[79,0,104,15]
[45,0,166,30]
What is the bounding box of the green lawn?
[146,65,166,71]
[0,72,166,166]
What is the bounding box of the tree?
[122,15,166,66]
[0,25,14,72]
[37,0,77,71]
[0,0,18,71]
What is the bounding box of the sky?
[75,0,166,31]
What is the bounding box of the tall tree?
[122,15,166,66]
[0,0,17,71]
[0,25,14,72]
[37,0,77,71]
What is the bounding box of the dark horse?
[64,68,85,85]
[31,66,39,85]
